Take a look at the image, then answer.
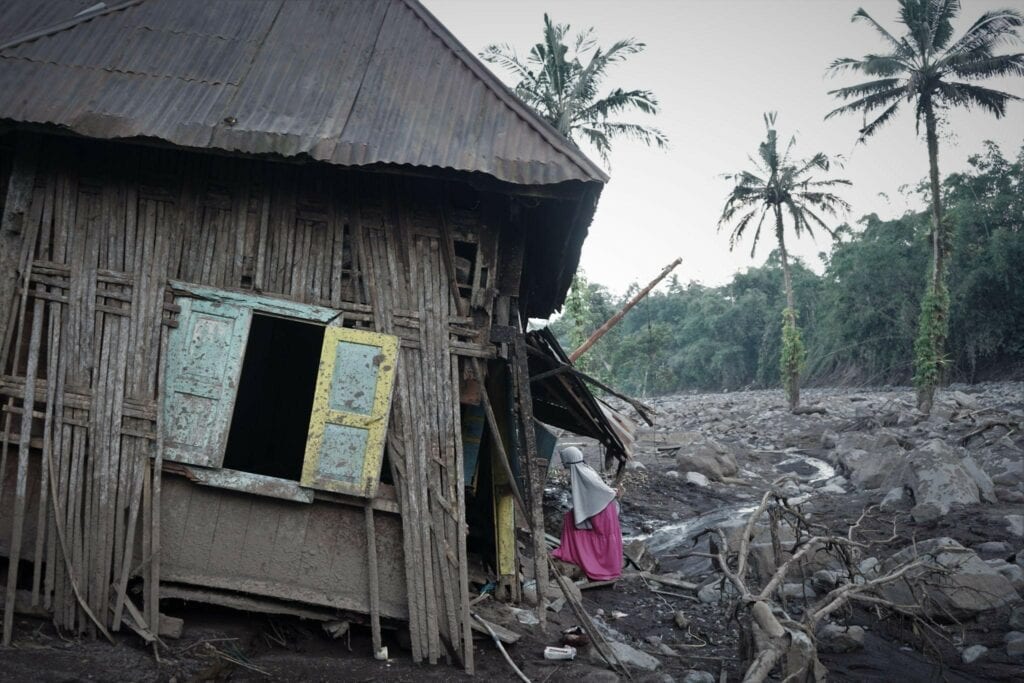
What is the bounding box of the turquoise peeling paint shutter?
[163,298,251,467]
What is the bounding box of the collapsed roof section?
[526,328,651,463]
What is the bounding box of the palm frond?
[851,7,915,56]
[579,89,660,121]
[857,101,904,140]
[796,203,841,239]
[579,127,611,164]
[825,86,908,120]
[827,78,905,100]
[747,209,771,257]
[479,44,535,83]
[591,121,669,149]
[936,81,1022,117]
[721,206,758,248]
[943,9,1024,57]
[944,52,1024,80]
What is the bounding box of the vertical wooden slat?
[149,331,166,635]
[511,314,548,627]
[3,295,44,644]
[451,358,474,673]
[364,503,382,655]
[0,144,38,374]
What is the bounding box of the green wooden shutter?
[301,327,399,497]
[163,298,251,467]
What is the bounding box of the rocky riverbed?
[537,381,1024,681]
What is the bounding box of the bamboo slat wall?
[0,135,502,668]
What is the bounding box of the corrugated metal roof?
[0,0,608,187]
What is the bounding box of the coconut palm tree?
[481,13,667,164]
[719,113,851,410]
[825,0,1024,414]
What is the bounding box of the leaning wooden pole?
[568,257,682,362]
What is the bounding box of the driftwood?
[697,489,941,683]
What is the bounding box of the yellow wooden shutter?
[301,327,399,497]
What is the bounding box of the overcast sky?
[425,0,1024,295]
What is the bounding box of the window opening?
[453,239,477,299]
[223,314,324,481]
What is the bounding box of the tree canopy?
[552,141,1024,396]
[481,13,667,164]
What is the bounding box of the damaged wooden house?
[0,0,637,671]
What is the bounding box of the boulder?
[574,668,620,683]
[682,671,716,683]
[817,624,865,653]
[949,390,979,410]
[975,541,1012,557]
[684,471,710,487]
[960,455,998,504]
[590,641,661,672]
[1010,606,1024,630]
[988,561,1024,593]
[879,486,909,512]
[1007,633,1024,658]
[961,644,988,664]
[624,539,659,573]
[812,569,843,594]
[675,437,738,482]
[1006,514,1024,538]
[697,581,738,604]
[900,440,982,518]
[830,431,903,490]
[881,538,1019,619]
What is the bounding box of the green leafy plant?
[913,279,950,413]
[781,308,806,410]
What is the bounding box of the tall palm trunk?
[775,207,801,410]
[915,98,949,415]
[925,100,944,290]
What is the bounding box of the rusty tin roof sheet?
[0,0,608,187]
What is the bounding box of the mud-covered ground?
[1,383,1022,681]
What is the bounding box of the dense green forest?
[550,141,1024,396]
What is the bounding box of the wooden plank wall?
[158,477,409,620]
[0,135,498,668]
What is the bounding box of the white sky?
[425,0,1024,294]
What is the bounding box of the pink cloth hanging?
[551,501,623,581]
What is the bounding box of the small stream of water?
[633,451,837,559]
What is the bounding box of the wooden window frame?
[162,281,398,503]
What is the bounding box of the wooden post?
[0,144,38,376]
[364,503,383,656]
[569,257,681,362]
[510,318,547,627]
